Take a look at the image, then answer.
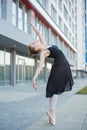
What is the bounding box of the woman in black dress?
[29,11,74,125]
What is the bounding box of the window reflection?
[5,51,11,85]
[18,1,23,30]
[24,8,28,33]
[12,0,17,26]
[28,58,34,80]
[47,63,51,77]
[0,49,11,86]
[16,55,34,84]
[0,50,4,86]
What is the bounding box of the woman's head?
[28,40,42,54]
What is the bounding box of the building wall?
[0,0,35,46]
[76,0,85,70]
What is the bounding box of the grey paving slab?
[26,93,87,130]
[0,79,87,130]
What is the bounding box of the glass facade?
[0,49,11,86]
[0,49,50,86]
[12,0,31,33]
[16,55,35,84]
[5,51,11,85]
[15,54,52,84]
[0,49,4,86]
[0,48,52,86]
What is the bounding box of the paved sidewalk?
[0,79,87,130]
[26,79,87,130]
[26,95,87,130]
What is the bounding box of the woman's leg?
[46,94,58,125]
[49,94,58,120]
[49,94,58,111]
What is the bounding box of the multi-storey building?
[0,0,86,86]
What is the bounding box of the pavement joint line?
[81,113,87,130]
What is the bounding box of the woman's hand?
[30,10,35,25]
[33,77,38,90]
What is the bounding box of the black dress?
[46,45,74,98]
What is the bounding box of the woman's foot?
[46,110,56,126]
[46,111,52,124]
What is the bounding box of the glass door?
[18,58,25,84]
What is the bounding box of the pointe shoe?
[51,118,56,126]
[46,111,56,126]
[46,111,52,124]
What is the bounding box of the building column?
[10,49,16,86]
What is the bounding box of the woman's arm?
[33,51,46,89]
[33,49,50,89]
[30,11,46,45]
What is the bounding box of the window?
[64,5,68,21]
[5,51,11,85]
[59,16,62,29]
[69,16,71,27]
[72,9,74,19]
[0,0,7,19]
[58,0,62,10]
[18,1,23,30]
[0,50,4,86]
[45,26,49,43]
[69,1,71,13]
[64,24,68,37]
[0,49,11,86]
[47,63,51,77]
[24,8,28,33]
[58,38,62,50]
[35,17,40,39]
[42,24,46,40]
[69,32,71,41]
[51,5,56,21]
[12,0,17,26]
[72,22,74,32]
[42,0,48,9]
[38,0,48,10]
[72,37,74,45]
[12,0,31,33]
[51,32,57,45]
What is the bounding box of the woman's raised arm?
[30,11,46,45]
